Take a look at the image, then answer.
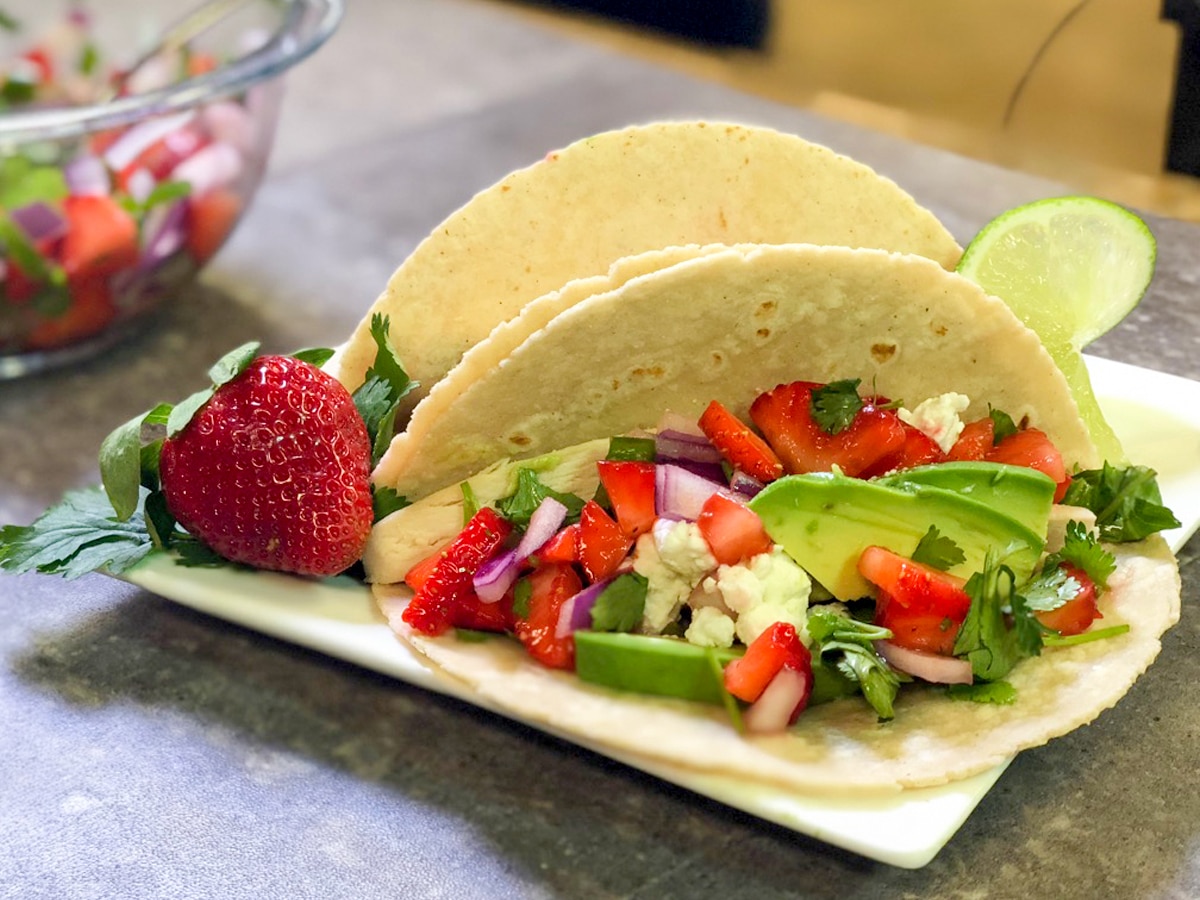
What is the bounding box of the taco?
[364,244,1180,793]
[322,122,962,407]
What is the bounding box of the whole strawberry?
[159,355,373,576]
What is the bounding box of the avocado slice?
[574,630,856,708]
[748,472,1047,600]
[575,631,740,705]
[878,461,1055,537]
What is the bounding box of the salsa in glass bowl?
[0,0,342,377]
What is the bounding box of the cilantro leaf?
[989,407,1019,444]
[512,578,533,619]
[497,468,585,530]
[1061,463,1180,542]
[909,525,965,571]
[589,573,648,632]
[1023,566,1081,613]
[810,379,863,435]
[953,552,1043,682]
[807,607,902,720]
[1044,520,1116,589]
[0,487,155,578]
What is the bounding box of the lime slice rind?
[957,196,1156,349]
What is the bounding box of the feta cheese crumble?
[701,547,813,646]
[898,392,971,454]
[633,520,716,634]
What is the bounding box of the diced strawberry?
[116,126,210,192]
[698,399,784,483]
[22,276,117,351]
[860,424,946,477]
[403,544,448,593]
[534,522,580,564]
[723,622,813,721]
[578,499,631,583]
[400,507,514,635]
[874,592,962,655]
[514,562,583,669]
[185,187,243,266]
[946,417,995,461]
[1033,564,1101,636]
[749,381,907,478]
[59,194,139,280]
[986,427,1070,501]
[454,589,517,634]
[858,545,971,619]
[697,492,772,566]
[596,460,656,539]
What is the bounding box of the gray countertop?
[2,1,1198,897]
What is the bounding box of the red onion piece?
[64,154,110,196]
[473,548,519,604]
[875,640,973,684]
[728,470,765,500]
[473,497,569,603]
[656,429,722,466]
[139,200,189,270]
[11,202,67,243]
[170,142,243,197]
[743,666,810,734]
[554,579,614,639]
[201,101,258,156]
[655,464,734,521]
[103,110,196,171]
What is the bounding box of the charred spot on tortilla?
[871,342,898,363]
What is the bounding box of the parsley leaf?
[497,468,585,530]
[353,314,417,466]
[589,573,648,632]
[810,379,863,435]
[910,525,965,571]
[807,607,903,720]
[953,551,1043,682]
[0,487,155,578]
[372,487,410,521]
[1061,463,1181,542]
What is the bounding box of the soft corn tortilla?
[367,244,1099,583]
[323,122,961,402]
[375,538,1179,794]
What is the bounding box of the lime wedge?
[956,196,1157,464]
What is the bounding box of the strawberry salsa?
[400,379,1181,733]
[0,9,263,353]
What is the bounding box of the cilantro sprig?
[810,379,864,434]
[807,607,903,721]
[1061,463,1180,542]
[909,525,965,571]
[496,468,585,530]
[953,550,1043,683]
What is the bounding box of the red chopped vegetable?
[698,399,784,483]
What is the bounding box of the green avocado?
[748,471,1048,600]
[878,461,1056,537]
[575,631,740,705]
[574,630,856,708]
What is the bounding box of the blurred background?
[506,0,1200,221]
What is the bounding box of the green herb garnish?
[909,525,965,571]
[953,550,1043,682]
[1060,463,1180,542]
[807,607,903,720]
[589,573,648,632]
[810,379,863,435]
[497,468,585,530]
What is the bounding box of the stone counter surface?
[2,1,1198,897]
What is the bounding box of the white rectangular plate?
[122,356,1200,869]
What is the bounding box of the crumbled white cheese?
[898,392,971,454]
[699,547,812,646]
[633,521,717,634]
[685,606,737,648]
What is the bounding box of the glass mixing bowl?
[0,0,343,377]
